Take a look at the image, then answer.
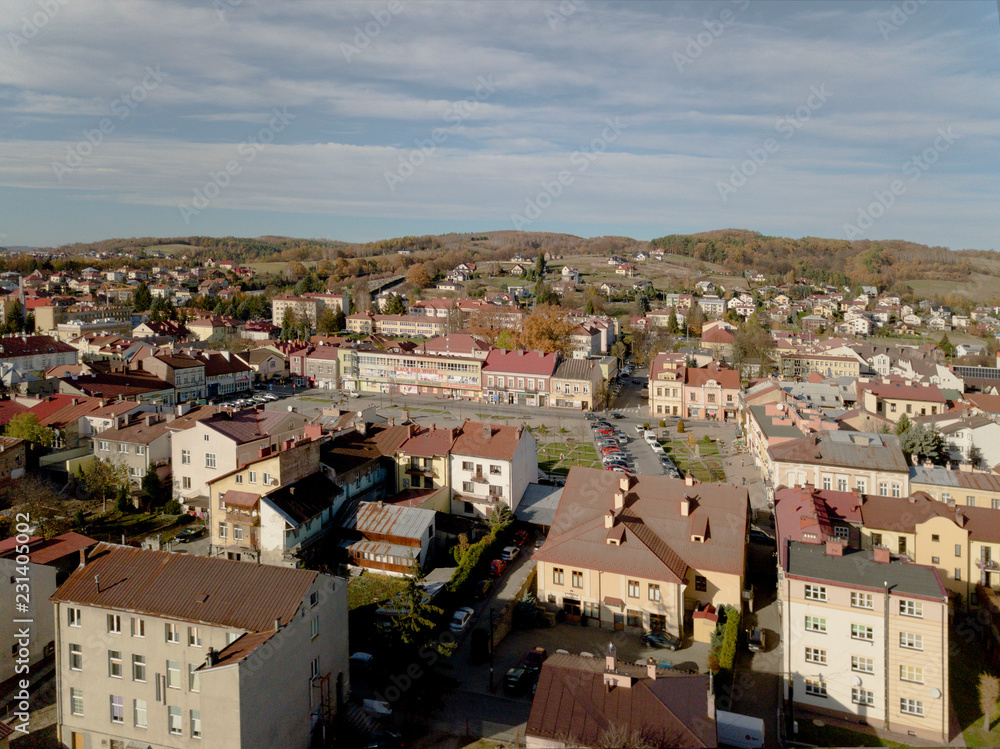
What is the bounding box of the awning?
[603,596,624,608]
[221,490,260,508]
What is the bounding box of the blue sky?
[0,0,996,249]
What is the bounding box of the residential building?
[52,544,349,749]
[649,362,740,421]
[0,435,26,485]
[320,422,412,505]
[339,348,483,399]
[34,305,131,336]
[93,414,172,483]
[526,651,717,748]
[394,425,457,493]
[234,348,287,381]
[55,317,134,342]
[345,501,437,575]
[909,465,1000,510]
[780,352,862,380]
[857,381,947,423]
[773,485,865,560]
[58,370,175,407]
[0,335,78,374]
[141,354,206,403]
[198,351,252,399]
[271,296,321,328]
[551,359,601,410]
[303,346,341,389]
[781,541,949,743]
[450,421,538,518]
[186,315,241,343]
[481,349,559,407]
[534,469,749,638]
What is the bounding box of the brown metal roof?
[451,420,525,461]
[221,490,260,508]
[768,431,909,473]
[51,543,316,631]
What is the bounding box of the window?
[191,709,202,739]
[804,616,826,633]
[110,695,124,723]
[871,532,883,547]
[583,601,599,618]
[553,567,564,585]
[805,647,826,664]
[462,461,473,471]
[879,481,889,496]
[132,655,145,682]
[118,444,127,453]
[67,607,81,627]
[804,679,827,697]
[932,556,940,564]
[181,449,190,464]
[133,698,147,728]
[311,616,319,639]
[131,617,145,638]
[188,663,200,692]
[956,567,962,581]
[188,626,202,646]
[490,464,502,475]
[571,571,583,588]
[892,483,901,498]
[219,522,227,539]
[834,526,849,540]
[233,526,243,542]
[310,591,319,608]
[135,445,145,455]
[695,575,707,592]
[899,600,923,618]
[249,470,257,483]
[627,610,642,628]
[99,440,109,451]
[627,580,639,598]
[900,664,924,683]
[649,614,666,631]
[165,623,180,643]
[856,478,867,494]
[956,544,962,557]
[837,478,848,492]
[967,495,977,506]
[205,452,216,469]
[900,698,924,717]
[204,433,210,441]
[107,614,121,634]
[235,474,243,484]
[167,659,180,689]
[69,643,82,670]
[852,624,874,641]
[169,705,182,734]
[182,477,191,489]
[462,481,474,493]
[108,650,122,678]
[822,476,831,490]
[262,473,272,485]
[852,688,875,706]
[900,632,923,650]
[648,584,661,602]
[852,655,875,673]
[851,592,874,609]
[70,687,83,716]
[488,485,503,497]
[804,584,827,601]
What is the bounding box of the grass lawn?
[793,719,910,748]
[348,573,409,611]
[951,622,1000,747]
[145,243,196,255]
[537,441,602,475]
[85,510,186,543]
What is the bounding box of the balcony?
[470,472,488,483]
[224,511,260,526]
[976,559,1000,571]
[405,466,436,478]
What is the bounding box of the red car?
[601,447,622,455]
[490,559,508,577]
[513,530,529,547]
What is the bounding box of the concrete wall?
[0,559,56,684]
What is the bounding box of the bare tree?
[980,672,999,732]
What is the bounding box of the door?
[613,613,624,631]
[72,734,84,749]
[562,599,581,623]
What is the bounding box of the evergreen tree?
[133,283,152,312]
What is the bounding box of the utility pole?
[489,607,495,691]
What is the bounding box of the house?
[0,531,96,684]
[560,266,579,283]
[857,380,947,423]
[526,651,717,748]
[481,349,559,407]
[241,320,280,340]
[773,485,864,557]
[615,263,635,277]
[509,263,527,276]
[909,464,1000,510]
[198,351,253,399]
[957,343,986,358]
[170,407,310,502]
[303,346,341,390]
[93,413,172,483]
[52,544,349,749]
[320,422,413,505]
[345,501,436,575]
[142,353,207,403]
[0,334,78,374]
[234,347,287,382]
[0,435,26,485]
[551,358,602,410]
[696,296,726,318]
[780,541,949,742]
[206,435,340,566]
[132,320,190,342]
[449,420,538,518]
[394,425,457,494]
[650,362,740,422]
[700,321,735,358]
[534,469,749,639]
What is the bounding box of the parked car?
[610,412,623,419]
[632,378,642,385]
[634,424,646,434]
[504,666,532,695]
[472,578,493,600]
[448,606,475,633]
[616,435,631,445]
[641,631,681,651]
[749,528,774,545]
[500,545,520,562]
[174,527,205,543]
[490,559,507,577]
[363,731,405,749]
[522,646,548,673]
[650,443,665,454]
[643,430,658,444]
[748,627,766,653]
[585,412,599,420]
[513,529,529,547]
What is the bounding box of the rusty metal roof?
[347,501,435,541]
[51,543,316,631]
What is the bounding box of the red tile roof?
[684,364,740,389]
[397,425,458,458]
[451,421,527,461]
[0,398,30,427]
[0,531,97,565]
[482,349,560,376]
[0,334,76,357]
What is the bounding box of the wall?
[0,560,56,684]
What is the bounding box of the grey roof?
[785,541,946,601]
[782,382,844,409]
[347,501,435,540]
[515,483,563,527]
[910,465,1000,493]
[554,358,597,381]
[769,431,909,473]
[748,405,806,441]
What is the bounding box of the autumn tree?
[407,263,432,289]
[469,306,509,347]
[5,413,55,447]
[731,320,776,378]
[520,304,575,356]
[980,673,999,732]
[684,304,705,337]
[78,457,131,514]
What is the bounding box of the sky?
[0,0,997,250]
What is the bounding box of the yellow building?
[534,468,749,639]
[859,382,947,423]
[393,425,457,493]
[910,465,1000,510]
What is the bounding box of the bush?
[163,500,182,515]
[659,420,666,428]
[677,420,686,433]
[701,434,713,445]
[116,493,132,514]
[447,521,511,594]
[643,422,650,430]
[717,608,741,673]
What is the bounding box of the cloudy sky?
[0,0,996,249]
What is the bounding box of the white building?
[449,421,538,518]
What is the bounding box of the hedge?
[446,521,513,594]
[717,607,741,673]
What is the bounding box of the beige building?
[780,353,861,380]
[781,541,949,743]
[93,414,172,483]
[52,543,349,749]
[550,359,601,410]
[35,305,132,335]
[272,296,321,328]
[534,468,749,638]
[858,382,947,424]
[909,465,1000,510]
[394,425,456,493]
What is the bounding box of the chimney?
[614,491,625,510]
[680,497,690,516]
[482,423,492,440]
[825,540,843,557]
[647,657,657,680]
[145,414,155,427]
[685,473,695,486]
[605,642,617,672]
[873,546,891,564]
[605,510,615,529]
[78,546,89,568]
[618,475,630,493]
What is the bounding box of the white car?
[651,443,665,454]
[449,606,475,633]
[643,430,658,444]
[500,545,520,562]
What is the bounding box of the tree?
[594,378,613,412]
[407,264,432,289]
[520,304,575,356]
[939,333,956,358]
[331,308,346,333]
[635,294,650,316]
[893,413,912,435]
[610,340,627,365]
[281,308,300,341]
[5,413,55,447]
[534,281,559,306]
[78,456,131,514]
[968,445,984,470]
[139,465,168,511]
[486,503,512,531]
[899,423,945,465]
[535,252,547,277]
[980,673,999,732]
[383,295,408,316]
[133,282,152,312]
[666,306,680,335]
[3,299,25,334]
[316,307,338,336]
[731,321,776,378]
[469,306,509,347]
[684,304,705,337]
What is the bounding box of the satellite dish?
[851,675,862,686]
[930,687,942,699]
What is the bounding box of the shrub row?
[446,521,512,594]
[717,607,741,673]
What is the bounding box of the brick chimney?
[614,490,625,510]
[646,657,657,680]
[680,496,690,516]
[605,643,617,672]
[873,546,891,563]
[825,540,843,557]
[605,510,615,529]
[482,423,492,440]
[685,473,695,486]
